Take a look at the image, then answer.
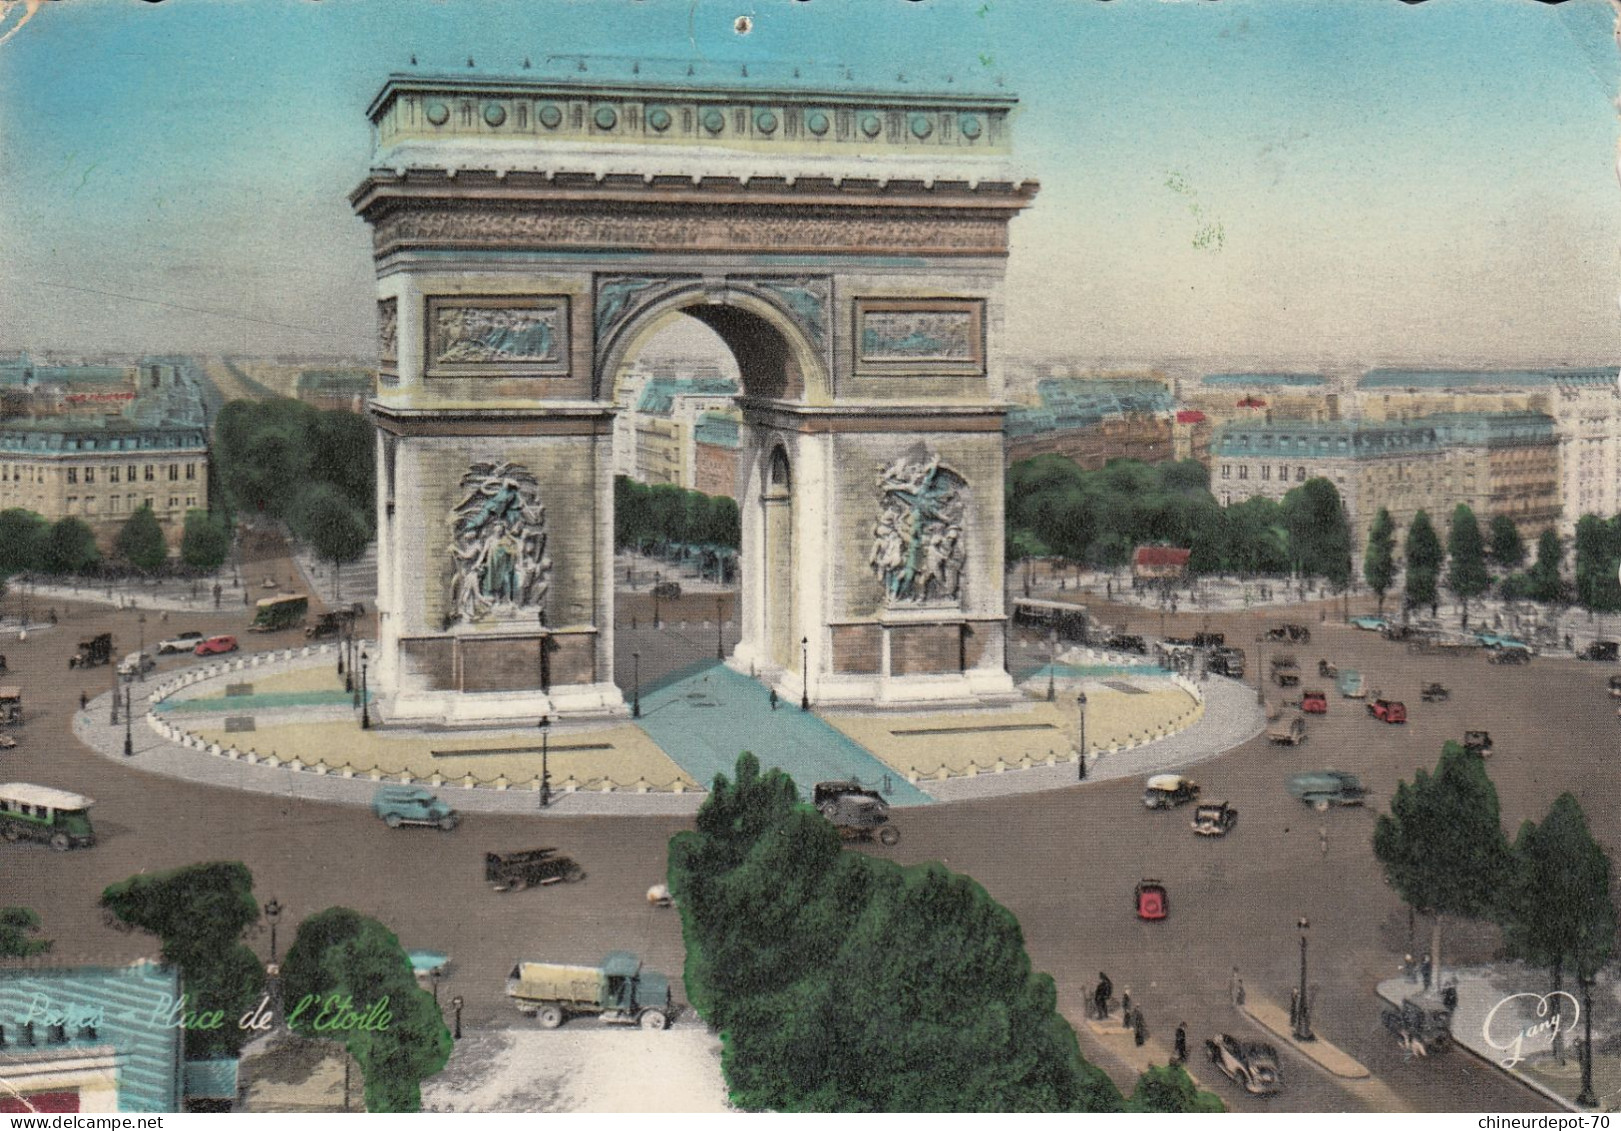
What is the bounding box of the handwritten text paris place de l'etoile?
[11,992,393,1034]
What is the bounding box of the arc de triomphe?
[350,61,1039,724]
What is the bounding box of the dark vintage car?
[1300,690,1329,715]
[1579,640,1619,662]
[651,580,683,600]
[1486,646,1531,665]
[1104,633,1149,655]
[1142,774,1201,810]
[1381,997,1453,1057]
[485,847,585,892]
[1190,801,1238,837]
[1420,682,1449,702]
[1267,624,1312,644]
[1463,730,1494,757]
[1206,1034,1282,1095]
[814,781,899,845]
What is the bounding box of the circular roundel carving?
[483,103,507,127]
[910,114,933,140]
[755,109,778,134]
[806,110,829,136]
[538,103,562,129]
[424,101,449,127]
[594,105,618,130]
[702,108,725,133]
[959,114,982,140]
[647,106,672,132]
[860,113,882,138]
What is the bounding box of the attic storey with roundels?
[352,59,1039,722]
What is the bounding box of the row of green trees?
[99,861,449,1112]
[614,475,741,552]
[1006,455,1351,583]
[213,398,376,580]
[1374,745,1615,1067]
[1363,505,1567,618]
[667,753,1221,1113]
[0,505,232,577]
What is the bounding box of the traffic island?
[1241,994,1371,1079]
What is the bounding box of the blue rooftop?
[693,411,741,449]
[1201,372,1327,387]
[1358,367,1616,389]
[636,376,738,415]
[0,964,183,1113]
[1007,379,1172,438]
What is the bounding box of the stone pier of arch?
[351,60,1039,725]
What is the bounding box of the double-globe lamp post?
[800,636,810,712]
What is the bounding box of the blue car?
[1350,615,1389,631]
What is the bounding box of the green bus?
[0,782,96,850]
[250,593,309,633]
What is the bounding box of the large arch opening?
[606,293,823,698]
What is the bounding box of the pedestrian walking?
[1229,966,1243,1007]
[1132,1008,1147,1047]
[1421,952,1433,991]
[769,688,779,711]
[1319,824,1328,856]
[1174,1022,1188,1065]
[79,691,88,711]
[1404,953,1417,983]
[1441,980,1458,1013]
[1236,977,1245,1008]
[1121,990,1132,1029]
[1095,972,1113,1020]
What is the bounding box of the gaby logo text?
[1481,991,1580,1069]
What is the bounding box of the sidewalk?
[1375,968,1621,1112]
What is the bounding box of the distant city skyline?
[1,0,1618,368]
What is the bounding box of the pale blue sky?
[0,0,1617,367]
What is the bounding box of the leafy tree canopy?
[1364,507,1397,610]
[0,907,52,958]
[1125,1064,1225,1113]
[181,509,232,573]
[41,517,101,575]
[1489,516,1526,570]
[1447,504,1490,604]
[115,503,168,573]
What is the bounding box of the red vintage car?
[194,635,240,656]
[1368,698,1407,724]
[1135,879,1169,921]
[1300,690,1328,715]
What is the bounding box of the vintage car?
[156,631,204,655]
[485,847,585,891]
[0,689,20,727]
[1579,640,1619,662]
[1317,658,1338,678]
[814,781,899,845]
[1142,774,1201,810]
[1134,879,1168,920]
[1287,770,1368,811]
[1609,674,1621,699]
[194,635,240,656]
[372,784,459,831]
[117,651,156,679]
[650,580,683,600]
[1104,633,1149,655]
[1300,690,1328,714]
[1336,668,1366,699]
[1192,631,1225,648]
[1350,615,1390,632]
[1266,624,1312,644]
[0,734,17,751]
[1463,730,1494,757]
[1486,646,1531,665]
[1266,716,1308,746]
[1420,682,1449,702]
[1206,1034,1282,1095]
[1190,801,1238,837]
[1207,647,1246,678]
[1368,698,1407,724]
[1381,997,1453,1057]
[1476,631,1532,652]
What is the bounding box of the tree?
[1446,504,1489,624]
[279,907,452,1113]
[1526,529,1567,605]
[1574,515,1621,613]
[1281,478,1351,586]
[668,753,1123,1113]
[1372,742,1514,988]
[101,862,266,1058]
[40,517,100,575]
[0,509,48,573]
[1124,1064,1224,1113]
[0,907,52,957]
[180,509,232,574]
[1404,510,1442,617]
[292,485,372,601]
[1363,508,1397,615]
[1489,516,1525,571]
[112,502,167,574]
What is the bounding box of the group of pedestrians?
[1094,972,1189,1057]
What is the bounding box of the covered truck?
[68,633,113,670]
[506,950,676,1030]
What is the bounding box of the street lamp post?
[110,654,120,726]
[430,968,441,1006]
[1255,633,1267,707]
[263,899,283,967]
[122,686,133,758]
[537,610,551,693]
[137,614,147,682]
[800,636,810,712]
[538,714,551,808]
[632,651,641,719]
[1294,917,1314,1041]
[352,638,362,707]
[359,655,370,730]
[450,995,464,1041]
[1077,691,1088,781]
[716,595,725,661]
[653,572,662,629]
[338,625,347,680]
[1577,973,1597,1107]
